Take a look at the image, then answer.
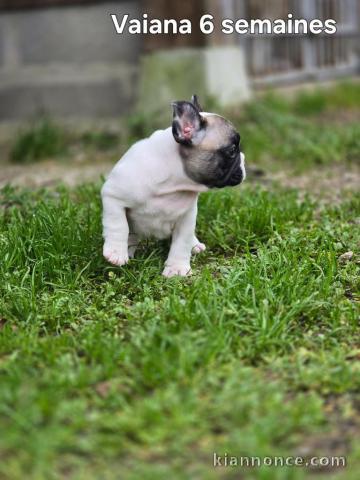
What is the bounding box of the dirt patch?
[0,158,114,188]
[260,164,360,204]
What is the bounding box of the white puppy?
[102,95,245,277]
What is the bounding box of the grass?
[9,120,120,164]
[292,82,360,115]
[10,118,66,163]
[0,181,359,479]
[1,81,359,478]
[228,82,360,171]
[8,82,360,172]
[80,131,120,151]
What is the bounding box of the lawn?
[0,83,359,479]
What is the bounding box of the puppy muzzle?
[217,152,246,188]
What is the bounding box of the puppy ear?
[171,101,203,145]
[191,94,203,112]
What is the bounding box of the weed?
[10,118,66,163]
[81,131,119,151]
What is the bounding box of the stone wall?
[0,1,142,120]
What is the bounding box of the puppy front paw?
[162,263,192,278]
[103,242,129,266]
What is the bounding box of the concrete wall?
[0,1,142,120]
[138,47,251,114]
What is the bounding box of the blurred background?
[0,0,359,188]
[0,0,359,119]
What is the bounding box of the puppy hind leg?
[191,236,206,255]
[128,233,139,258]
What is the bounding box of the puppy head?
[172,95,246,188]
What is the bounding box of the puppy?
[101,95,246,277]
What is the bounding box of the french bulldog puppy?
[101,95,246,277]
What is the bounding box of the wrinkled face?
[180,113,245,188]
[172,97,246,188]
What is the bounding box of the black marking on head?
[191,94,203,112]
[171,101,206,146]
[232,132,240,146]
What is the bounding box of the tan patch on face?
[199,114,235,151]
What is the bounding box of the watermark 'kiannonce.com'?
[213,453,346,469]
